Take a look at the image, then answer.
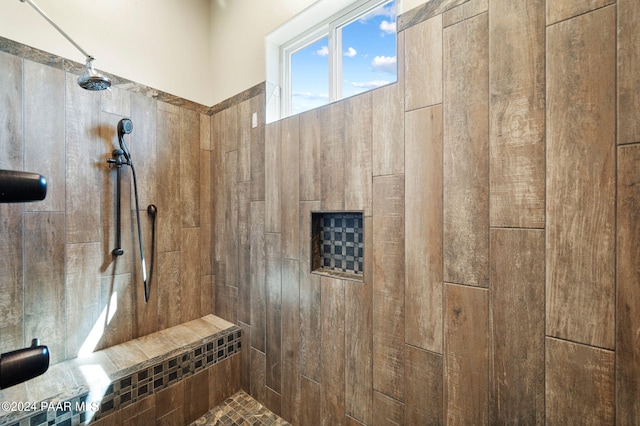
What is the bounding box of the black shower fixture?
[108,118,157,303]
[117,118,133,162]
[0,339,49,389]
[19,0,112,91]
[0,173,50,388]
[0,170,46,203]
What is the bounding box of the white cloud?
[316,46,329,56]
[371,55,397,74]
[380,20,396,34]
[351,80,391,89]
[293,91,329,100]
[360,2,396,22]
[291,92,329,114]
[344,47,357,57]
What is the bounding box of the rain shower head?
[19,0,111,91]
[77,57,112,91]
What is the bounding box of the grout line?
[486,5,492,421]
[613,3,619,423]
[490,226,545,231]
[21,56,26,350]
[546,2,617,28]
[543,0,548,419]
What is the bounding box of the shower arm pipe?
[19,0,93,61]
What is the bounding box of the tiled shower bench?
[0,315,241,425]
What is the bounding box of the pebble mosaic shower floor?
[191,391,290,426]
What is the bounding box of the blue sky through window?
[341,0,397,98]
[291,36,330,115]
[290,0,397,115]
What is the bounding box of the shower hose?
[129,162,156,303]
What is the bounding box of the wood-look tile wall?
[0,51,214,364]
[213,0,640,423]
[1,0,638,420]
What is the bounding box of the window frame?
[266,0,397,122]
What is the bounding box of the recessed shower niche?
[311,212,364,281]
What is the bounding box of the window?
[290,35,330,115]
[266,0,397,121]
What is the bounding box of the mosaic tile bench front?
[0,315,241,426]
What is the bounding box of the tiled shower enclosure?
[0,0,639,424]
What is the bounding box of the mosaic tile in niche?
[311,212,364,280]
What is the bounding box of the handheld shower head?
[118,118,133,135]
[117,118,133,163]
[77,57,111,91]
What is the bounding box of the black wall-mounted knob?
[0,339,50,389]
[0,170,47,203]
